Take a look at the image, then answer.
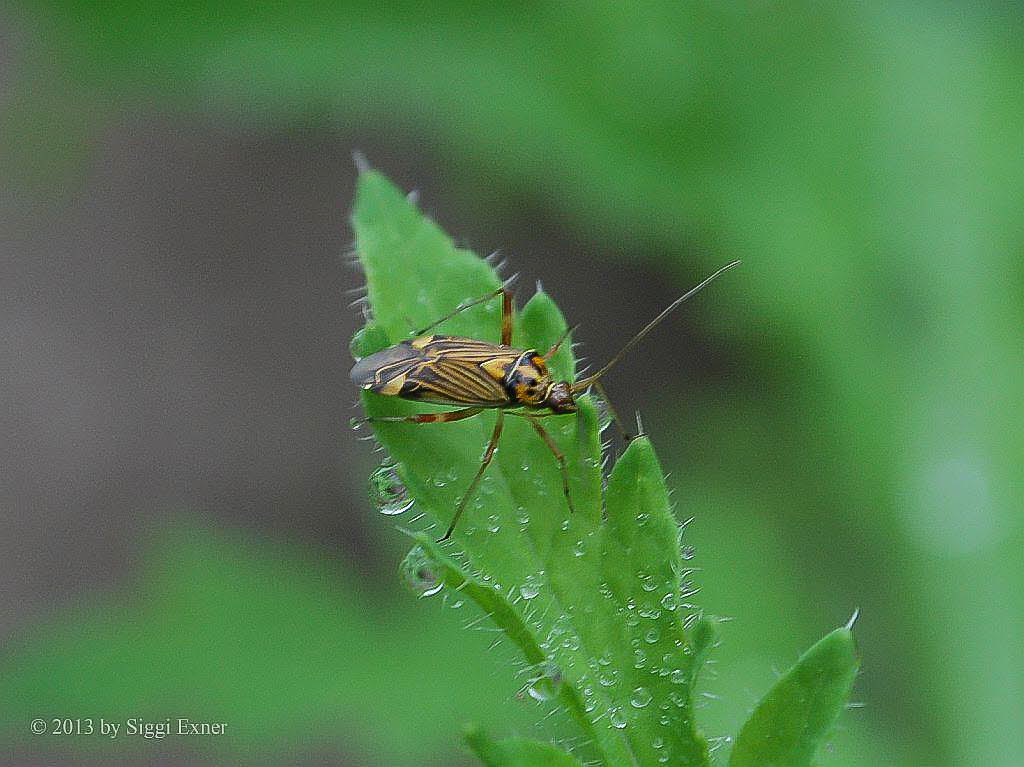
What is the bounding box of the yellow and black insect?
[351,260,739,541]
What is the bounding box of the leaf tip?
[614,433,657,473]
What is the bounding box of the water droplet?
[399,546,443,596]
[652,736,664,749]
[645,628,660,644]
[369,463,414,515]
[526,663,563,701]
[671,669,686,684]
[486,514,501,533]
[660,592,678,610]
[520,576,541,600]
[636,512,650,525]
[561,519,570,531]
[639,572,656,592]
[631,686,652,708]
[682,545,696,560]
[609,707,628,729]
[599,669,619,687]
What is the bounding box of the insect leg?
[439,411,505,542]
[542,324,578,359]
[526,416,576,515]
[413,287,513,338]
[354,407,483,425]
[500,287,513,345]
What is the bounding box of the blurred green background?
[2,2,1021,765]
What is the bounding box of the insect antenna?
[570,260,740,393]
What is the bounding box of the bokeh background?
[2,2,1022,765]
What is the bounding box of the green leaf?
[464,725,584,767]
[728,625,860,767]
[352,169,712,766]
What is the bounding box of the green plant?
[351,168,860,767]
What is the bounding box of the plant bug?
[351,260,740,541]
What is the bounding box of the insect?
[351,260,740,541]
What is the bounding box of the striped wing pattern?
[351,335,524,407]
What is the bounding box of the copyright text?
[30,718,228,739]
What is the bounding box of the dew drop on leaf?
[399,545,444,597]
[369,463,414,515]
[519,575,541,600]
[631,686,652,708]
[526,663,563,702]
[609,707,628,729]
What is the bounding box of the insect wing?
[351,336,517,406]
[350,342,425,395]
[406,356,510,405]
